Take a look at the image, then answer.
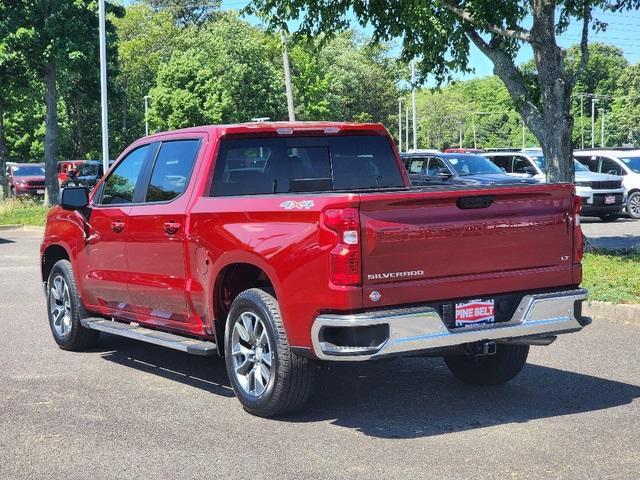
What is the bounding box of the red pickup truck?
[41,122,590,417]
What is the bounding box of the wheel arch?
[212,261,279,355]
[41,244,71,285]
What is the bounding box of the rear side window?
[100,145,150,205]
[211,135,403,196]
[490,156,512,172]
[145,140,200,202]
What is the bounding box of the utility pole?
[98,0,109,173]
[591,97,598,148]
[411,60,417,150]
[144,95,151,137]
[405,103,409,151]
[580,94,585,149]
[281,30,295,121]
[472,117,477,149]
[600,108,605,147]
[398,98,403,152]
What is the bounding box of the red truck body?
[41,122,589,415]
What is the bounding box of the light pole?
[591,97,598,148]
[411,60,417,150]
[98,0,109,173]
[144,95,151,137]
[522,119,526,149]
[600,108,605,147]
[580,94,585,149]
[398,98,403,152]
[405,103,409,152]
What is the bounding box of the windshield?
[447,155,503,175]
[620,156,640,173]
[12,165,45,176]
[77,163,101,177]
[529,156,588,173]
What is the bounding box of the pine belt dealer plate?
[454,299,495,328]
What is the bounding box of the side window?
[491,156,512,172]
[145,140,200,202]
[578,156,599,172]
[100,145,150,205]
[600,157,624,176]
[513,156,531,174]
[427,157,448,175]
[407,158,426,174]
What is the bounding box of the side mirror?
[435,167,452,177]
[523,166,537,176]
[606,170,619,176]
[61,187,89,210]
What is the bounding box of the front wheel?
[627,192,640,219]
[224,288,315,417]
[444,344,529,386]
[46,259,99,350]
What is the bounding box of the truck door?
[79,144,152,310]
[125,138,202,334]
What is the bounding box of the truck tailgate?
[360,184,576,308]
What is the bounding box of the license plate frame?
[454,298,496,328]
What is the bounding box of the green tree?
[4,0,123,204]
[250,0,640,182]
[608,64,640,145]
[144,0,221,26]
[149,14,287,129]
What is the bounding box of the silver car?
[482,149,625,221]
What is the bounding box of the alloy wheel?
[231,311,273,397]
[49,275,72,338]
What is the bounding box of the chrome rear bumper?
[311,289,589,361]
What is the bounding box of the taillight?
[323,208,361,286]
[572,194,584,262]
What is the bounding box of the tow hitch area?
[466,341,497,356]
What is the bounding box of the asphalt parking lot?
[582,216,640,249]
[1,228,639,480]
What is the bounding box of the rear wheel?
[444,344,529,386]
[46,259,99,350]
[224,288,315,417]
[627,192,640,219]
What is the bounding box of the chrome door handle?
[111,221,125,233]
[163,221,181,235]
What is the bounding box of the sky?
[129,1,640,83]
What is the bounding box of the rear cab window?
[210,135,404,196]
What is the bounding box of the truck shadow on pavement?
[95,334,640,439]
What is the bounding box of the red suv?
[8,163,46,197]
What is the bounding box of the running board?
[81,318,217,356]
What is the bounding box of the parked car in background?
[41,121,590,417]
[402,151,539,187]
[61,160,111,190]
[444,148,484,154]
[57,160,87,185]
[482,149,625,221]
[574,149,640,219]
[7,163,46,197]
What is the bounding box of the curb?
[583,301,640,326]
[0,224,23,231]
[0,224,45,232]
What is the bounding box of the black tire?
[444,344,529,386]
[599,214,619,222]
[46,259,99,351]
[627,192,640,219]
[224,288,315,417]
